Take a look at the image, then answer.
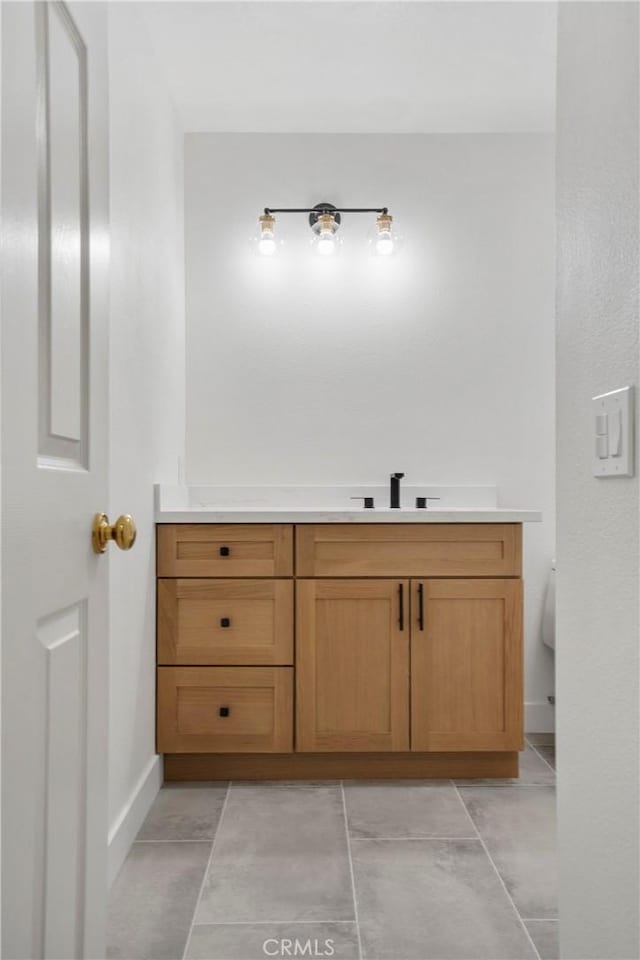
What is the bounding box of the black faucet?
[390,472,404,509]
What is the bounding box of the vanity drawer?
[158,579,293,665]
[296,524,522,578]
[157,666,293,753]
[157,524,293,577]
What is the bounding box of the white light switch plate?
[592,386,635,477]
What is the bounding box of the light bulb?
[316,231,336,256]
[258,231,276,256]
[312,211,339,256]
[256,213,277,256]
[375,231,394,256]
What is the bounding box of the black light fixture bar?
[264,206,388,215]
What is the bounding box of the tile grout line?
[347,836,480,841]
[525,737,556,776]
[189,920,359,927]
[453,785,553,789]
[525,735,556,748]
[451,782,542,960]
[181,780,232,960]
[340,781,364,960]
[134,839,214,845]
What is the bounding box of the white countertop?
[155,485,542,524]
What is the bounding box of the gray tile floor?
[108,738,557,960]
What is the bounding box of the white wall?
[185,132,556,728]
[107,7,185,883]
[556,5,640,958]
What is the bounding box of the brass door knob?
[92,513,137,554]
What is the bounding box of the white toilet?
[542,560,556,650]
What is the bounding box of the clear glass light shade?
[316,230,337,256]
[256,214,277,256]
[312,213,340,256]
[373,213,397,256]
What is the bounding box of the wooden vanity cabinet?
[157,521,524,779]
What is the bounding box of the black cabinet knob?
[220,617,231,628]
[219,706,230,718]
[350,496,375,509]
[219,546,230,557]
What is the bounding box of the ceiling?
[136,1,557,134]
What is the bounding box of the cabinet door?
[296,580,410,752]
[411,579,523,751]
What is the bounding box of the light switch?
[611,410,623,456]
[592,386,635,477]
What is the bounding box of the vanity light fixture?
[255,202,395,256]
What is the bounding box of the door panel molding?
[36,1,90,469]
[36,601,88,959]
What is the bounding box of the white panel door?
[2,3,110,957]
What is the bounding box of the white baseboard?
[525,700,555,734]
[108,754,163,887]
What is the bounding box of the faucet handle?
[350,496,375,509]
[416,497,441,509]
[391,472,405,479]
